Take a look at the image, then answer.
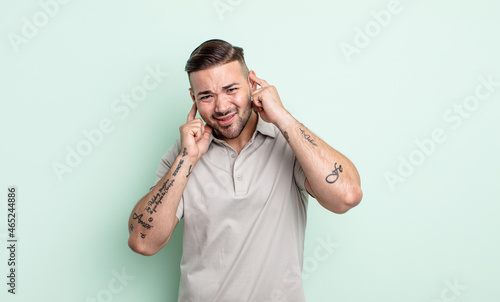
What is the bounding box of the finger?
[197,124,211,144]
[195,119,209,142]
[195,119,204,140]
[249,72,270,88]
[251,93,263,107]
[187,103,197,122]
[252,98,263,110]
[200,124,213,150]
[204,124,213,136]
[250,88,263,101]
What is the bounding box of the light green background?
[1,0,499,301]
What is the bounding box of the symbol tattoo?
[326,163,343,184]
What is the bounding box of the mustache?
[212,109,236,119]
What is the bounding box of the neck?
[221,111,258,154]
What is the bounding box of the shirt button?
[236,175,242,181]
[231,154,236,158]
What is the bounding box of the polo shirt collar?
[254,114,277,139]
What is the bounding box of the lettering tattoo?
[186,165,192,178]
[326,163,343,184]
[132,213,154,229]
[145,178,175,215]
[299,128,318,147]
[283,131,290,142]
[173,159,184,176]
[130,224,134,231]
[148,217,153,222]
[140,233,146,239]
[182,147,188,157]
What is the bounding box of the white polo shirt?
[153,116,309,302]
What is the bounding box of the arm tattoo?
[186,165,192,178]
[182,147,188,157]
[326,163,343,184]
[145,178,175,215]
[134,163,179,231]
[173,159,184,176]
[132,213,154,229]
[299,128,318,147]
[283,131,290,142]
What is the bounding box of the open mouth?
[215,113,236,126]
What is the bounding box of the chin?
[214,125,244,139]
[208,103,253,140]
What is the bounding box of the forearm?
[277,113,362,213]
[128,149,195,255]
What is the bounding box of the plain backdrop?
[1,0,499,301]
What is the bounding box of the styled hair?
[185,39,248,80]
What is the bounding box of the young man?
[128,39,362,301]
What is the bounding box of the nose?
[214,94,231,114]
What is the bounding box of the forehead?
[189,61,246,93]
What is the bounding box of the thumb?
[199,124,213,153]
[201,124,213,142]
[204,124,213,135]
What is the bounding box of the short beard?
[212,92,253,140]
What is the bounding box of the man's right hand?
[179,102,213,161]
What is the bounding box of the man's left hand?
[249,72,290,126]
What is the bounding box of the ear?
[248,70,258,92]
[189,88,196,102]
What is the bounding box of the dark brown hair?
[185,39,248,79]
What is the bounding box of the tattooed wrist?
[173,159,184,176]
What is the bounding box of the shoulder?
[160,139,183,168]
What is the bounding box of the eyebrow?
[197,82,239,97]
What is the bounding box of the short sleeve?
[150,139,184,221]
[293,156,307,192]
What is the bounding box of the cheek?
[196,102,214,119]
[235,91,251,106]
